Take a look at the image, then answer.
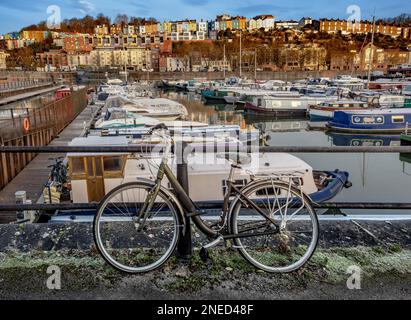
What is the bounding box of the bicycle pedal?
[199,247,210,262]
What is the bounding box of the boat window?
[86,158,94,175]
[71,157,85,175]
[392,115,404,123]
[257,98,262,107]
[95,158,103,176]
[103,156,124,172]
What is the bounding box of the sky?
[0,0,410,34]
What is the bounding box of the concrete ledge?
[0,220,410,252]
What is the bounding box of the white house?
[198,20,208,33]
[0,50,9,69]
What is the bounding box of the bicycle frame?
[141,157,280,240]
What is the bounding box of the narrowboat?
[51,136,350,218]
[327,109,411,133]
[308,100,371,121]
[244,94,338,116]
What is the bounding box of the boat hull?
[327,110,411,133]
[244,102,307,116]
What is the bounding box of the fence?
[0,88,88,191]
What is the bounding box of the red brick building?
[36,49,68,70]
[63,34,93,54]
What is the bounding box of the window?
[392,115,404,123]
[71,157,85,174]
[103,156,124,172]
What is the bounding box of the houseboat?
[308,100,371,121]
[60,136,350,210]
[327,109,411,133]
[244,94,338,116]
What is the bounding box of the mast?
[223,43,226,79]
[123,31,128,84]
[239,30,242,78]
[366,15,376,88]
[254,47,257,82]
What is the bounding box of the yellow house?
[146,23,158,35]
[21,30,46,42]
[163,21,173,34]
[188,20,197,32]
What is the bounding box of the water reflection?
[327,132,401,147]
[155,91,411,213]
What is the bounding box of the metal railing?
[1,144,411,258]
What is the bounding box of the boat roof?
[339,108,411,115]
[186,152,312,174]
[68,136,129,157]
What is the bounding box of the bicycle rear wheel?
[93,182,182,273]
[229,180,318,273]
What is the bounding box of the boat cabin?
[68,136,129,203]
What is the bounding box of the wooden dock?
[0,104,98,223]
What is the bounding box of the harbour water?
[161,90,411,216]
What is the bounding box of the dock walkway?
[0,105,97,223]
[0,86,62,106]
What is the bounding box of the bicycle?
[93,123,319,274]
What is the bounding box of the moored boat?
[327,109,411,133]
[309,100,371,121]
[56,136,351,212]
[244,94,338,116]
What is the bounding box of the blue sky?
[0,0,410,33]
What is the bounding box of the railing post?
[176,141,193,260]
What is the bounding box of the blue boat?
[327,109,411,133]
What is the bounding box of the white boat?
[309,100,371,121]
[104,95,188,120]
[65,136,349,205]
[92,124,260,143]
[331,75,365,91]
[94,108,207,130]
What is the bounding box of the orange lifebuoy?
[23,118,30,132]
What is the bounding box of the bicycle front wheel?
[93,182,182,273]
[229,180,319,273]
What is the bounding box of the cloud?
[77,0,95,14]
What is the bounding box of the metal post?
[176,141,193,260]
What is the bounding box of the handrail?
[1,145,411,154]
[1,202,411,212]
